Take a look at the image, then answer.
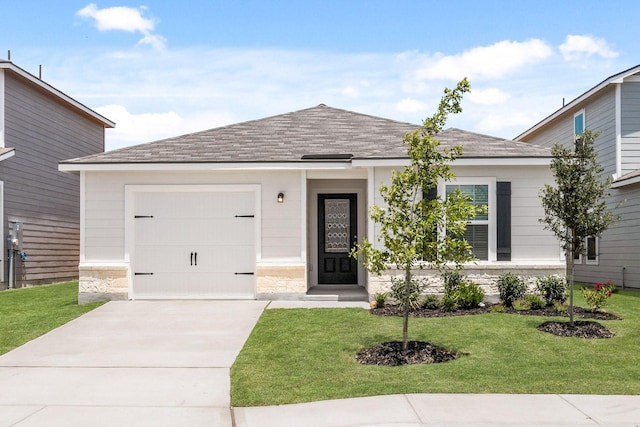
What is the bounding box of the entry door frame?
[124,184,262,300]
[308,179,367,288]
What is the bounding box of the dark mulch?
[356,340,458,366]
[538,320,615,338]
[370,305,621,320]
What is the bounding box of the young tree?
[352,79,478,352]
[540,130,616,325]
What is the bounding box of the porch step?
[305,285,368,302]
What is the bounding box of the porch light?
[277,192,285,203]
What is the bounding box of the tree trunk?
[567,231,576,327]
[402,266,411,353]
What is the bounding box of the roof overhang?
[60,156,551,173]
[0,61,115,128]
[515,64,640,141]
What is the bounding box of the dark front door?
[318,193,358,284]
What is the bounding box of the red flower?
[595,282,603,290]
[607,291,612,297]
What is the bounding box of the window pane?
[464,225,488,260]
[574,113,584,135]
[446,184,488,220]
[587,236,597,261]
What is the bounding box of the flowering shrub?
[581,280,615,311]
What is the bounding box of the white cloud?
[417,39,553,80]
[467,87,510,105]
[77,3,165,50]
[396,98,429,113]
[559,35,618,61]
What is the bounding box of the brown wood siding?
[2,72,104,286]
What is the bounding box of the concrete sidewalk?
[234,393,640,426]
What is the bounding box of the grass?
[0,281,104,355]
[231,289,640,406]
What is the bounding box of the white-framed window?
[441,178,496,261]
[586,236,599,265]
[574,109,585,136]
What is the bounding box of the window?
[574,110,585,136]
[586,236,598,265]
[446,183,490,260]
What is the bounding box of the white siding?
[83,170,303,263]
[371,164,559,263]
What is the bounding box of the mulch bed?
[356,340,458,366]
[370,305,622,320]
[537,320,615,338]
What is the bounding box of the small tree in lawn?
[540,130,616,325]
[352,79,478,352]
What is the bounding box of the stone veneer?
[367,264,566,299]
[78,265,128,304]
[256,265,307,299]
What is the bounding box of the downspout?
[615,83,622,178]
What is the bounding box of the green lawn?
[0,281,104,355]
[231,289,640,406]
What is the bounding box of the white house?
[60,104,563,303]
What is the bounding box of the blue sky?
[3,1,639,150]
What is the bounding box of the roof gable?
[61,104,550,165]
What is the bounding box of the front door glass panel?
[324,199,350,253]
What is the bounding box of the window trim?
[585,236,599,265]
[440,177,496,262]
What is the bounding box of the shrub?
[374,292,388,308]
[512,298,531,311]
[455,280,485,309]
[553,301,568,313]
[421,294,440,310]
[490,304,506,313]
[525,293,545,310]
[390,277,424,311]
[441,278,485,311]
[442,270,463,294]
[496,272,527,307]
[581,280,615,311]
[535,276,568,306]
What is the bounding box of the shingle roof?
[62,104,550,164]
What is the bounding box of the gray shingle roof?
[62,104,550,164]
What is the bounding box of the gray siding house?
[516,64,640,290]
[60,105,561,303]
[0,60,114,287]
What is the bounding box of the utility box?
[8,221,23,252]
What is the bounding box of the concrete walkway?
[1,299,639,426]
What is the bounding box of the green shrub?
[390,277,424,311]
[553,301,568,313]
[581,280,615,311]
[441,294,458,312]
[442,270,464,294]
[496,272,527,307]
[512,298,531,311]
[421,294,440,310]
[374,292,388,308]
[490,304,506,313]
[525,293,545,310]
[455,280,485,309]
[441,278,484,311]
[535,276,568,306]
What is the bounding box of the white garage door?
[131,190,256,299]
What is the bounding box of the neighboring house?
[516,64,640,290]
[0,60,114,288]
[60,104,562,303]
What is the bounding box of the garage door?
[131,190,256,299]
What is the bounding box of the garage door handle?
[235,215,254,218]
[190,252,193,266]
[134,272,154,275]
[194,252,197,266]
[235,272,254,275]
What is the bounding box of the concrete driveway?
[0,300,267,427]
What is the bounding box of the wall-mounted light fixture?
[277,192,285,203]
